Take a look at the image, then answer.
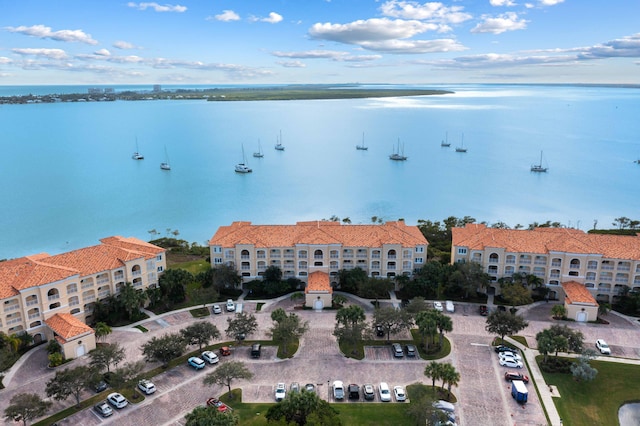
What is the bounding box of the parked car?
[348,384,360,400]
[305,383,316,393]
[94,401,113,417]
[596,339,611,354]
[394,385,407,402]
[333,380,345,400]
[290,382,300,393]
[107,392,128,409]
[251,343,261,358]
[433,400,455,413]
[206,397,232,413]
[497,305,507,312]
[392,343,404,358]
[202,350,219,364]
[188,356,206,370]
[226,299,235,312]
[375,324,384,337]
[479,305,489,316]
[137,379,156,395]
[94,380,108,393]
[212,304,222,314]
[498,351,522,361]
[363,383,375,400]
[504,371,530,383]
[275,383,286,402]
[494,345,517,353]
[405,344,417,357]
[499,358,523,368]
[379,382,391,402]
[220,346,231,356]
[433,301,444,312]
[445,300,454,312]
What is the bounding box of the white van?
[379,382,391,402]
[445,300,454,312]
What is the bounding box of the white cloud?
[490,0,516,6]
[360,38,466,54]
[250,12,283,24]
[12,48,68,60]
[380,1,472,24]
[276,60,306,68]
[0,57,12,64]
[213,10,240,22]
[471,12,528,34]
[127,2,187,12]
[113,41,136,50]
[5,25,98,45]
[271,49,382,62]
[94,49,111,56]
[309,18,438,44]
[539,0,564,5]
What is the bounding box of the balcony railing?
[81,282,94,289]
[519,259,531,264]
[551,262,561,267]
[241,255,250,259]
[7,317,23,325]
[587,265,598,270]
[387,255,397,259]
[371,254,381,259]
[601,265,614,270]
[28,312,40,319]
[343,254,353,258]
[489,259,499,263]
[47,294,60,301]
[241,266,250,270]
[314,255,323,259]
[26,300,39,306]
[257,254,266,259]
[618,266,631,271]
[284,254,294,258]
[69,300,80,306]
[506,259,516,264]
[298,254,307,258]
[67,287,78,294]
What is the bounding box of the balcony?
[314,255,323,259]
[587,265,598,270]
[298,254,307,259]
[47,294,60,301]
[618,266,631,271]
[81,282,94,289]
[97,277,110,285]
[330,254,339,259]
[550,273,560,279]
[371,254,381,259]
[26,300,39,307]
[7,317,23,325]
[69,300,80,306]
[284,254,294,258]
[330,264,339,269]
[519,259,531,264]
[489,259,499,263]
[257,254,266,259]
[387,265,396,270]
[28,312,40,320]
[387,255,397,260]
[241,255,250,259]
[551,262,561,267]
[132,270,142,277]
[534,260,547,265]
[343,254,354,258]
[358,254,368,258]
[601,265,614,270]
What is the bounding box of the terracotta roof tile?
[306,271,332,293]
[561,281,598,305]
[452,224,640,260]
[210,221,427,248]
[45,313,94,341]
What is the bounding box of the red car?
[504,372,529,383]
[479,305,489,316]
[220,346,231,356]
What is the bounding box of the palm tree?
[6,333,21,353]
[440,363,460,398]
[94,322,112,343]
[424,361,442,388]
[118,282,145,320]
[415,311,437,351]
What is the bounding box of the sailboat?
[455,133,467,153]
[441,132,450,147]
[274,130,285,151]
[235,144,252,173]
[389,139,407,161]
[253,139,264,158]
[531,151,548,172]
[131,137,144,160]
[356,132,368,150]
[160,146,171,170]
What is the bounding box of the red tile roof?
[452,224,640,260]
[306,271,332,293]
[45,313,94,341]
[561,281,598,306]
[0,237,165,299]
[210,221,427,248]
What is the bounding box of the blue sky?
[1,0,638,85]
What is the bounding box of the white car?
[226,299,235,312]
[379,382,391,402]
[596,339,611,354]
[212,304,222,314]
[275,382,286,402]
[137,379,156,395]
[107,392,128,409]
[499,358,523,368]
[333,380,345,400]
[201,350,219,364]
[445,300,455,312]
[393,385,407,402]
[498,351,522,361]
[433,301,444,312]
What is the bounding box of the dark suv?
[375,325,384,337]
[348,384,360,400]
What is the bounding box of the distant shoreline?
[0,84,453,104]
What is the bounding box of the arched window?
[387,249,397,259]
[47,288,60,301]
[489,253,499,263]
[570,259,580,269]
[314,249,323,259]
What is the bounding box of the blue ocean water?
[0,84,639,260]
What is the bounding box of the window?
[213,247,222,253]
[157,265,164,272]
[214,258,222,265]
[415,257,423,264]
[157,253,163,260]
[457,248,467,255]
[415,246,424,253]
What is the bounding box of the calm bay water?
[1,84,639,260]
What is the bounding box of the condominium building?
[451,223,640,303]
[209,220,428,285]
[0,236,166,346]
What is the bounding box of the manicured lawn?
[539,357,640,426]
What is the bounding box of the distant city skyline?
[1,1,639,85]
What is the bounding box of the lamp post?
[327,380,330,400]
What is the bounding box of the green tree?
[536,324,584,359]
[226,312,258,343]
[598,302,611,318]
[372,306,414,342]
[332,294,348,307]
[424,361,443,388]
[94,322,112,343]
[333,305,367,351]
[485,310,529,344]
[416,311,438,352]
[159,269,192,305]
[118,282,146,320]
[203,361,253,398]
[110,360,146,395]
[185,406,239,426]
[404,297,429,317]
[551,304,567,319]
[200,264,242,290]
[264,265,283,284]
[140,333,187,367]
[500,282,533,309]
[89,342,125,373]
[45,365,93,406]
[405,384,439,426]
[337,268,368,295]
[145,286,163,308]
[4,393,52,426]
[440,362,460,398]
[265,388,342,425]
[181,322,221,351]
[268,311,309,356]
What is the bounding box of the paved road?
[3,297,640,426]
